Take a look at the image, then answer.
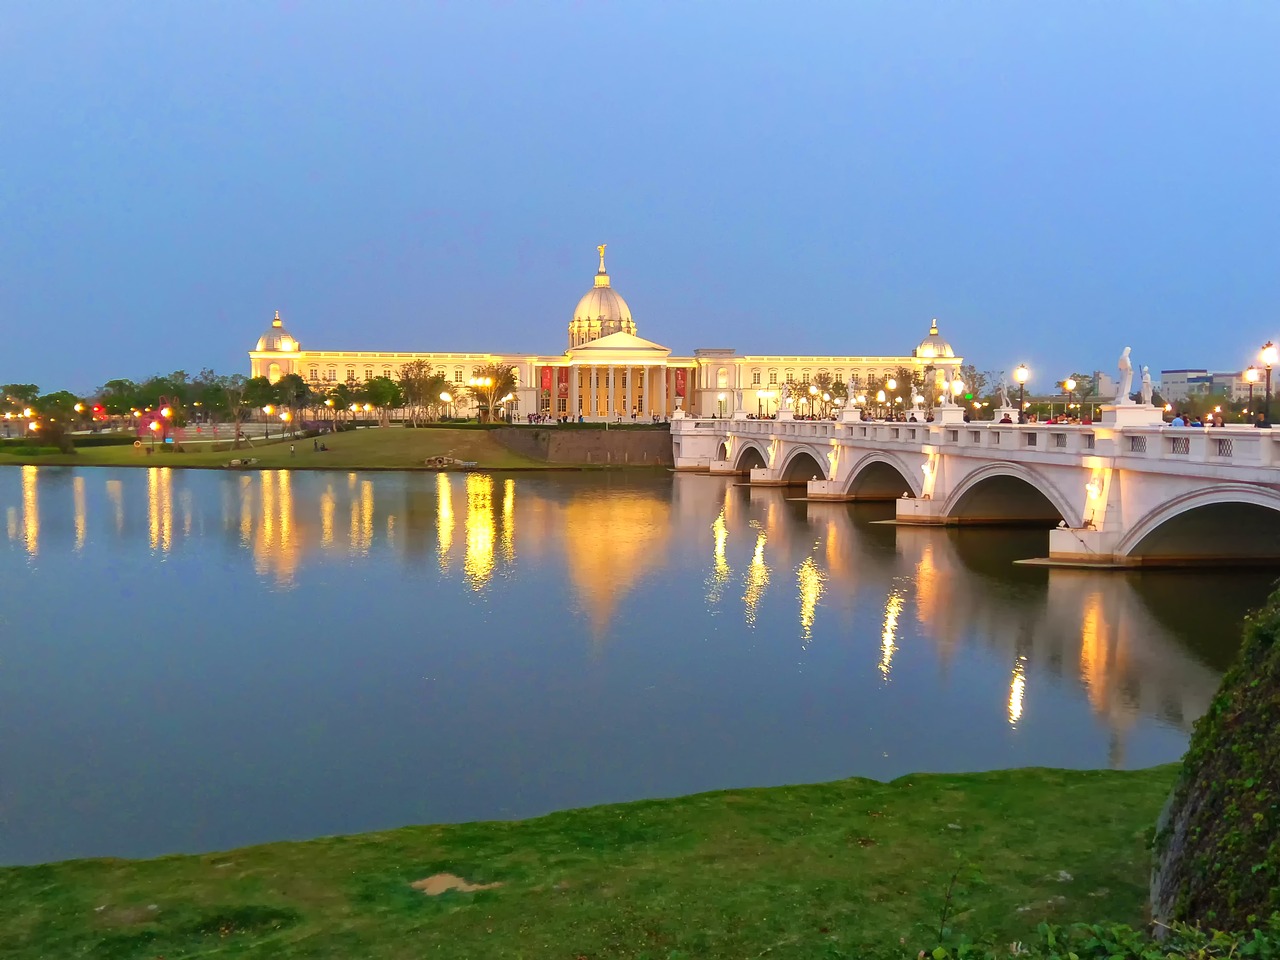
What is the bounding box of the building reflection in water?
[0,467,1256,761]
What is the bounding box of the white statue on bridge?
[780,381,793,409]
[1116,346,1134,405]
[996,379,1011,409]
[939,369,953,406]
[1141,365,1153,406]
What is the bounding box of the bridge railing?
[679,417,1280,470]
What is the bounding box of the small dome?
[568,245,637,347]
[914,319,954,359]
[255,311,299,353]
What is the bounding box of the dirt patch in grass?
[411,873,504,895]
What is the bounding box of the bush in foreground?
[924,915,1280,959]
[1151,586,1280,930]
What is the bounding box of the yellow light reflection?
[321,484,335,547]
[1008,655,1027,726]
[463,473,495,589]
[881,588,904,680]
[147,468,174,553]
[436,473,454,570]
[73,475,86,551]
[742,529,769,627]
[360,480,374,553]
[239,475,253,546]
[797,556,825,647]
[6,506,16,542]
[706,508,730,604]
[21,466,38,555]
[106,479,124,534]
[500,478,515,562]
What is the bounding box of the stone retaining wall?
[493,427,673,466]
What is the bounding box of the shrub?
[1151,587,1280,929]
[922,915,1280,959]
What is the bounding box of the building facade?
[249,246,963,419]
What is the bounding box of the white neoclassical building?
[249,245,963,419]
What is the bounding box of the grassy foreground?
[1,767,1175,959]
[0,427,546,470]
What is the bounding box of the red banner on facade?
[541,365,553,392]
[674,368,687,398]
[557,367,570,398]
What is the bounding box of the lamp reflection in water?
[238,475,253,546]
[1008,655,1027,726]
[21,465,38,556]
[796,556,825,647]
[742,525,769,627]
[881,588,904,680]
[147,468,173,553]
[464,473,495,589]
[73,475,86,551]
[501,478,515,562]
[106,479,124,534]
[252,471,299,587]
[706,508,730,605]
[321,484,336,547]
[436,473,454,571]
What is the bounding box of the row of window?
[305,366,502,385]
[743,370,903,387]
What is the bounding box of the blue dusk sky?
[2,1,1278,392]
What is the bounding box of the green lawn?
[0,428,549,470]
[0,766,1176,959]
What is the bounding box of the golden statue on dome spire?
[597,244,607,273]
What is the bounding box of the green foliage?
[922,915,1280,959]
[1156,587,1280,929]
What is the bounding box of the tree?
[958,364,988,403]
[398,360,432,427]
[364,376,404,426]
[3,384,40,414]
[464,363,517,422]
[221,375,249,447]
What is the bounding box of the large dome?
[568,245,637,348]
[914,319,955,359]
[255,311,299,353]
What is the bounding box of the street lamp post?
[1245,366,1260,419]
[263,404,274,439]
[1262,342,1278,427]
[1063,378,1076,420]
[1014,364,1029,423]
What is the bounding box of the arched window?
[435,368,445,378]
[267,362,282,384]
[454,367,463,383]
[785,369,795,383]
[751,368,761,385]
[364,367,374,381]
[345,367,356,382]
[383,367,392,379]
[327,366,337,382]
[716,367,729,388]
[769,369,778,385]
[309,366,318,381]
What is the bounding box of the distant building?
[248,246,963,420]
[1159,369,1252,403]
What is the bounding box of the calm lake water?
[1,465,1273,865]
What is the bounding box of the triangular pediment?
[567,331,671,357]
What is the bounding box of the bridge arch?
[731,441,769,474]
[942,462,1080,527]
[776,445,828,485]
[844,452,922,500]
[1115,484,1280,565]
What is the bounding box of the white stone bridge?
[671,405,1280,567]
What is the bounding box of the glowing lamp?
[1262,342,1279,368]
[1013,364,1029,385]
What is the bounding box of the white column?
[607,366,616,420]
[659,365,668,417]
[626,366,634,418]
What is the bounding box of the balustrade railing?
[679,416,1280,471]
